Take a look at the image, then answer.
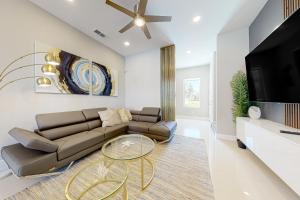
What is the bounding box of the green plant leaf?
[231,70,251,122]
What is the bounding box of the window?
[184,78,200,108]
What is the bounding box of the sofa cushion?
[54,131,105,160]
[36,111,86,131]
[140,107,160,116]
[92,127,106,133]
[127,131,169,141]
[87,120,101,130]
[1,144,57,177]
[104,124,128,139]
[149,121,177,137]
[38,122,89,140]
[9,128,58,153]
[134,115,159,123]
[130,110,141,115]
[82,108,107,121]
[91,124,127,139]
[128,121,155,133]
[140,115,159,123]
[132,115,140,121]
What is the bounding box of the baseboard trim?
[216,133,236,141]
[176,115,209,120]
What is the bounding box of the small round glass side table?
[102,134,155,190]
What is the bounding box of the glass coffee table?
[102,134,155,191]
[65,159,128,200]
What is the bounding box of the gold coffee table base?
[140,157,154,190]
[65,160,128,200]
[101,134,156,197]
[104,156,155,192]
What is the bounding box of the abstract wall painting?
[57,50,90,95]
[91,61,118,97]
[34,41,118,96]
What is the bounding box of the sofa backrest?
[36,111,89,140]
[131,107,161,123]
[35,107,159,140]
[82,108,107,130]
[141,107,161,116]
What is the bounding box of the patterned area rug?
[7,135,214,200]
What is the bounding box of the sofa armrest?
[9,128,58,153]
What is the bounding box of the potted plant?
[231,70,250,122]
[231,70,256,149]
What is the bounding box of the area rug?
[7,135,214,200]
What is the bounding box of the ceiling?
[29,0,267,68]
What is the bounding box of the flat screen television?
[246,8,300,103]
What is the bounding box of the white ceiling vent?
[94,29,106,38]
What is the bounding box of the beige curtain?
[161,45,176,121]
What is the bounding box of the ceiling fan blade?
[145,15,172,22]
[119,20,135,33]
[106,0,136,18]
[142,25,151,39]
[138,0,148,15]
[134,4,138,13]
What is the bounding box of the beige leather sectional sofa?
[1,107,177,177]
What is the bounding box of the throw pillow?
[125,109,133,120]
[118,108,129,123]
[98,109,122,127]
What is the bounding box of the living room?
[0,0,300,199]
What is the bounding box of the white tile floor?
[176,118,300,200]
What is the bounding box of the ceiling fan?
[105,0,172,39]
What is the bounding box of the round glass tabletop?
[102,134,155,160]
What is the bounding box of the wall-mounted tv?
[246,8,300,103]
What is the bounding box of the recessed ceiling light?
[243,192,250,196]
[193,16,201,23]
[124,41,130,47]
[67,0,74,2]
[186,50,192,54]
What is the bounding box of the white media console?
[236,117,300,196]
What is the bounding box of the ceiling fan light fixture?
[193,16,201,23]
[134,17,146,27]
[105,0,172,39]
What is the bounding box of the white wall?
[176,65,210,118]
[0,0,125,148]
[125,49,161,110]
[216,28,249,136]
[0,0,125,198]
[209,52,217,122]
